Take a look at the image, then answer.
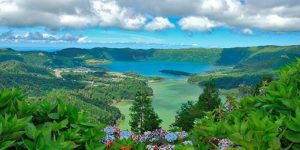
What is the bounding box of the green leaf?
[23,139,35,150]
[285,118,300,132]
[284,130,300,143]
[268,137,281,150]
[48,113,60,120]
[25,123,37,139]
[0,140,15,150]
[59,119,68,128]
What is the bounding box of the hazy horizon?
[2,43,300,52]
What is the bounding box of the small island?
[159,69,195,76]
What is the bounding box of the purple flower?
[103,126,114,135]
[100,135,115,143]
[176,131,188,139]
[160,144,175,150]
[219,139,233,150]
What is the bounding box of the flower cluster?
[100,126,192,150]
[147,144,175,150]
[165,133,177,142]
[140,129,168,144]
[208,138,233,150]
[219,139,233,150]
[120,131,131,139]
[101,126,117,143]
[176,131,188,139]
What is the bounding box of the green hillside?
[149,48,222,63]
[188,45,300,89]
[1,45,299,91]
[0,60,53,77]
[0,60,152,125]
[1,45,300,70]
[217,45,300,69]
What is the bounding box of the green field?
[114,79,202,130]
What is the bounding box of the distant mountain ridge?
[216,45,300,69]
[1,45,300,70]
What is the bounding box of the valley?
[1,45,300,128]
[2,1,300,149]
[1,45,300,149]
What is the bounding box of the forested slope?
[1,45,300,69]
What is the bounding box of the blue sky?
[0,0,300,50]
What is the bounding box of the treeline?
[0,73,86,96]
[189,72,274,89]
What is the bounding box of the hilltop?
[1,45,299,70]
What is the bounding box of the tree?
[252,75,273,96]
[129,91,161,134]
[238,84,252,97]
[172,80,221,131]
[172,101,195,131]
[193,81,221,117]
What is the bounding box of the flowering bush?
[100,126,193,150]
[165,133,177,142]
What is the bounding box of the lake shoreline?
[114,77,202,130]
[104,60,217,129]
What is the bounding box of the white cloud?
[178,16,218,32]
[119,0,300,32]
[144,17,174,31]
[0,30,88,43]
[121,16,146,30]
[77,36,90,43]
[1,0,300,32]
[91,0,146,30]
[242,28,253,35]
[59,15,97,28]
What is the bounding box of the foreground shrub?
[0,89,106,149]
[190,59,300,149]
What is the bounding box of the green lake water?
[105,61,216,130]
[114,79,202,130]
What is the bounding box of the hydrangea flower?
[140,129,167,143]
[131,134,141,142]
[165,133,177,143]
[147,144,175,150]
[100,135,115,143]
[140,135,149,143]
[159,144,175,150]
[103,126,114,135]
[146,145,159,150]
[120,131,131,139]
[176,131,188,139]
[219,139,233,150]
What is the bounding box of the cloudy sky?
[0,0,300,49]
